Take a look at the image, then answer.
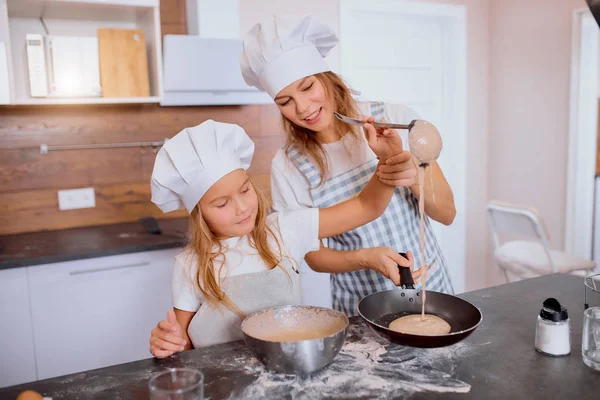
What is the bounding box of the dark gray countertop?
[0,273,598,399]
[0,218,188,270]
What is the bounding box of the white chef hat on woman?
[151,120,254,213]
[240,14,338,98]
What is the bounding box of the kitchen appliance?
[241,305,349,374]
[161,35,272,106]
[24,33,103,98]
[25,34,48,97]
[46,35,101,97]
[358,259,482,348]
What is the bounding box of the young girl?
[240,14,455,316]
[149,119,416,358]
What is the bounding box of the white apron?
[187,257,301,348]
[286,101,454,316]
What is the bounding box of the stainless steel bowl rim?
[358,289,483,337]
[241,304,350,343]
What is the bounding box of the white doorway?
[565,9,599,264]
[339,0,467,292]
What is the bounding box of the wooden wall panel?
[0,184,187,234]
[0,0,285,235]
[0,174,275,235]
[0,104,283,235]
[160,0,188,36]
[0,104,265,149]
[0,148,147,191]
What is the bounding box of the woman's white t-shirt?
[171,208,320,311]
[270,102,420,211]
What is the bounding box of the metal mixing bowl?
[241,305,349,374]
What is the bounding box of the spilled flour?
[222,323,472,399]
[29,362,168,400]
[7,321,475,400]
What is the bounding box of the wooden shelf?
[7,0,160,19]
[0,0,163,106]
[12,96,161,105]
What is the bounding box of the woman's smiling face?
[274,75,334,133]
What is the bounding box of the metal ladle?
[333,111,442,167]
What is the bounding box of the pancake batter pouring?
[409,120,444,320]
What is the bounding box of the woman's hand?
[362,116,404,162]
[377,152,418,188]
[358,248,421,285]
[150,310,187,359]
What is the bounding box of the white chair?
[486,200,596,282]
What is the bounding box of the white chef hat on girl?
[151,120,254,213]
[240,14,338,98]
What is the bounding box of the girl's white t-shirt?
[270,102,420,211]
[172,208,320,312]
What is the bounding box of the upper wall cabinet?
[0,0,163,105]
[160,0,272,106]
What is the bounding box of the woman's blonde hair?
[187,182,284,304]
[282,71,361,184]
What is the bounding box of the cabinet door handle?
[69,261,150,276]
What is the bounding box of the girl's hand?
[358,248,421,285]
[362,116,404,162]
[150,310,187,359]
[377,152,418,188]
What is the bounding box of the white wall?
[487,0,589,286]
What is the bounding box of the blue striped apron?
[287,102,454,316]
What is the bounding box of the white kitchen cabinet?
[28,248,180,380]
[0,267,37,388]
[0,0,162,105]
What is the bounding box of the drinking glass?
[148,368,204,400]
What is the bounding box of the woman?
[240,14,456,316]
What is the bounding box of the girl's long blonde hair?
[282,71,361,185]
[187,182,284,304]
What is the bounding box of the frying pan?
[358,253,482,348]
[587,0,600,30]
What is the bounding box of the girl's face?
[274,75,334,133]
[199,169,258,238]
